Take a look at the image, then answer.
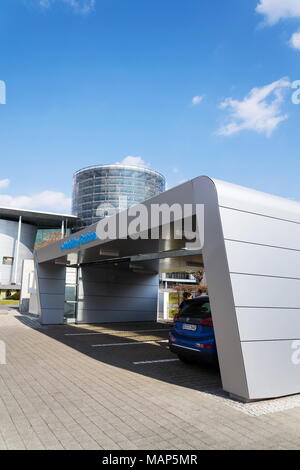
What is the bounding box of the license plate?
[182,324,197,331]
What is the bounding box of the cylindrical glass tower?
[72,164,165,227]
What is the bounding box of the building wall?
[0,219,37,287]
[77,262,159,323]
[214,179,300,400]
[35,261,66,325]
[29,261,159,324]
[20,259,35,312]
[191,177,300,400]
[72,164,165,227]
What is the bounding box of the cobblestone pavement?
[0,309,300,450]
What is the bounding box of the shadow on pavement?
[15,315,223,395]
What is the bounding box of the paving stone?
[1,310,300,450]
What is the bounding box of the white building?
[0,206,77,296]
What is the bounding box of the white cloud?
[117,156,149,167]
[0,190,71,213]
[39,0,52,7]
[256,0,300,25]
[256,0,300,52]
[0,179,10,190]
[38,0,96,14]
[191,95,203,106]
[216,78,291,137]
[290,31,300,50]
[64,0,95,14]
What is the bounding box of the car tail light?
[196,343,213,349]
[200,318,213,327]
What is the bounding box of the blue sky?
[0,0,300,212]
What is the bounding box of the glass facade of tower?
[72,164,166,227]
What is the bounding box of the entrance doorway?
[64,267,78,323]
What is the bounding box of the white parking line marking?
[65,328,169,336]
[133,359,179,365]
[91,340,169,347]
[65,332,110,336]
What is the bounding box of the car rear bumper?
[169,343,218,364]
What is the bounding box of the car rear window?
[180,300,211,319]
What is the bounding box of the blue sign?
[60,232,98,251]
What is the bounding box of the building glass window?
[72,165,165,226]
[3,257,13,265]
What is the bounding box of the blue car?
[169,296,218,364]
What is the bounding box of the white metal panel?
[20,259,35,313]
[37,262,66,325]
[0,222,16,284]
[78,281,158,298]
[78,264,159,324]
[242,340,300,399]
[237,308,300,341]
[231,273,300,308]
[225,240,300,279]
[77,309,157,323]
[192,176,250,399]
[80,266,159,285]
[214,178,300,224]
[0,219,36,285]
[220,207,300,251]
[38,278,66,295]
[37,263,67,280]
[41,308,65,325]
[79,296,158,311]
[40,293,65,309]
